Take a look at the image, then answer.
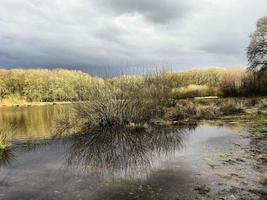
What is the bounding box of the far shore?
[0,101,72,108]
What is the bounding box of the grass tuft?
[219,100,245,115]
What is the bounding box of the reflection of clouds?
[200,122,246,135]
[225,124,246,134]
[64,126,196,180]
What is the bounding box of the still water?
[0,106,264,200]
[0,105,69,139]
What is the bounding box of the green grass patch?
[216,152,233,158]
[250,125,267,133]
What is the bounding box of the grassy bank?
[1,68,266,133]
[54,96,267,136]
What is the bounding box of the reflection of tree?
[0,126,15,167]
[65,125,196,179]
[0,148,15,167]
[0,105,69,139]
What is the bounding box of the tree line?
[0,69,104,102]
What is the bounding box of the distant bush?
[0,69,105,102]
[219,68,246,97]
[171,84,218,99]
[219,68,267,97]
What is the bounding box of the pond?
[0,106,266,199]
[0,105,69,139]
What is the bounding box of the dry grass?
[219,100,245,115]
[171,84,218,99]
[51,68,266,134]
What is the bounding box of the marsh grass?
[164,100,219,121]
[219,100,245,115]
[54,85,153,135]
[163,97,267,123]
[53,68,266,134]
[55,85,266,136]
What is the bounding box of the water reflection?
[0,148,14,167]
[0,105,70,139]
[65,125,196,179]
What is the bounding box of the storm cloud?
[95,0,196,24]
[0,0,266,74]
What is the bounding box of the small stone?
[194,184,211,195]
[228,194,236,200]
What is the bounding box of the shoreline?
[0,101,72,108]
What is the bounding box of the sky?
[0,0,266,75]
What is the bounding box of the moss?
[0,142,9,150]
[203,156,213,162]
[150,118,173,126]
[194,184,211,195]
[250,125,267,133]
[216,152,233,158]
[222,175,232,180]
[127,122,150,130]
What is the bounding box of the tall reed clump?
[54,82,152,136]
[75,89,146,128]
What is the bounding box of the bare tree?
[246,17,267,94]
[247,16,267,72]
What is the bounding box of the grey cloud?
[0,0,267,75]
[96,0,196,24]
[199,34,246,56]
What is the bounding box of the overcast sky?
[0,0,266,75]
